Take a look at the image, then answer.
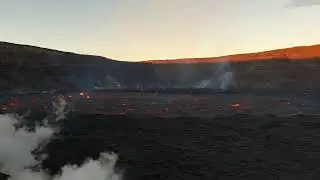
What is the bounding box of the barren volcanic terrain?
[1,41,320,91]
[2,42,320,180]
[2,91,320,180]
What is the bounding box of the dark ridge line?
[0,41,122,62]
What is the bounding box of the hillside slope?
[1,41,320,91]
[0,41,160,91]
[145,44,320,64]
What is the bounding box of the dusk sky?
[1,0,320,61]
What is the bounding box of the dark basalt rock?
[0,173,9,180]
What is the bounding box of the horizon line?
[1,40,319,62]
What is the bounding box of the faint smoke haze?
[194,61,236,90]
[287,0,320,7]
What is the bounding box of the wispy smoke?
[94,75,122,89]
[219,71,234,90]
[194,61,236,90]
[287,0,320,7]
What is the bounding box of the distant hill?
[0,41,167,92]
[1,41,320,92]
[145,44,320,64]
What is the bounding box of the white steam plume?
[0,95,122,180]
[0,114,53,175]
